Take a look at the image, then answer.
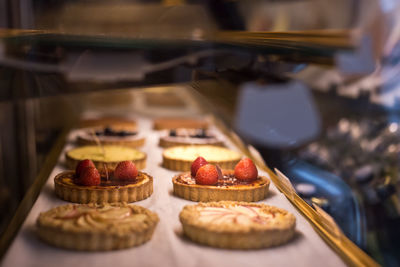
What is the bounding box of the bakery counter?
[0,85,376,267]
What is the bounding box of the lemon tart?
[54,170,153,204]
[179,201,296,249]
[65,145,146,170]
[162,145,241,171]
[37,203,159,251]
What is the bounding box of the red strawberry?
[191,156,208,177]
[234,158,258,182]
[195,164,218,185]
[75,159,95,178]
[77,167,101,186]
[114,161,138,180]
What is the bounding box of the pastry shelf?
[0,85,378,267]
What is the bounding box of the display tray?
[1,115,346,267]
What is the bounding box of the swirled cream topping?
[163,146,241,161]
[53,205,147,231]
[197,205,276,225]
[67,146,145,162]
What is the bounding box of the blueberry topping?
[169,129,177,137]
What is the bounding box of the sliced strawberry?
[234,158,258,182]
[195,164,218,185]
[114,161,138,180]
[77,167,101,186]
[75,159,95,178]
[191,156,208,177]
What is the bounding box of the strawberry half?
[77,167,101,186]
[195,164,218,185]
[114,161,138,180]
[234,158,258,182]
[75,159,95,178]
[191,156,208,177]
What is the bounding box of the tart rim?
[36,203,159,251]
[54,170,153,204]
[172,171,270,202]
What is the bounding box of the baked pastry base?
[172,172,270,202]
[77,136,145,148]
[179,201,296,249]
[37,203,158,251]
[54,171,153,204]
[153,118,208,130]
[159,137,224,148]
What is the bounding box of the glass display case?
[1,0,400,266]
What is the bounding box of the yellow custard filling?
[67,146,145,162]
[163,145,241,162]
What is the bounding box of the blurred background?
[1,0,400,266]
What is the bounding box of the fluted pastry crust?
[37,203,159,251]
[172,172,270,202]
[179,201,296,249]
[153,118,208,130]
[54,171,153,204]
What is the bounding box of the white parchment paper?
[2,116,345,267]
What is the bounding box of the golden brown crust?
[54,171,153,204]
[172,172,270,202]
[179,201,296,249]
[79,117,137,129]
[77,136,146,148]
[159,138,224,148]
[153,118,208,130]
[37,203,159,251]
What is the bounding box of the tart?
[37,203,159,251]
[173,170,269,202]
[79,117,137,129]
[76,125,145,148]
[179,201,296,249]
[153,118,208,130]
[65,145,146,170]
[162,145,240,171]
[54,170,153,204]
[159,128,224,148]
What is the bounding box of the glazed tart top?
[67,146,145,162]
[78,126,140,141]
[163,145,241,162]
[180,201,296,232]
[55,171,150,189]
[174,171,268,188]
[37,203,159,234]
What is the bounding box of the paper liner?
[172,175,270,202]
[65,153,147,171]
[163,156,238,172]
[179,201,296,249]
[77,136,146,148]
[159,138,224,148]
[37,204,158,251]
[54,171,153,204]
